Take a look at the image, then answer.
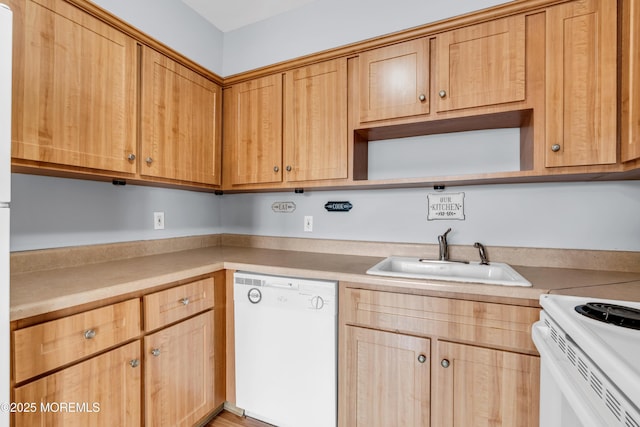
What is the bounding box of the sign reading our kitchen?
[427,192,465,220]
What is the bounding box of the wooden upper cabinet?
[622,0,640,162]
[434,14,526,112]
[284,58,348,182]
[8,0,137,173]
[140,46,222,185]
[545,0,617,167]
[358,38,430,123]
[14,341,142,427]
[344,326,430,427]
[223,74,283,185]
[433,341,539,427]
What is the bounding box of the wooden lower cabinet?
[343,326,430,427]
[340,286,540,427]
[433,341,540,427]
[144,311,216,427]
[12,274,223,427]
[13,341,142,427]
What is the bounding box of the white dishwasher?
[234,271,337,427]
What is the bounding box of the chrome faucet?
[438,228,452,261]
[474,242,489,265]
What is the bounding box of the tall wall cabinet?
[7,0,138,175]
[223,58,348,190]
[8,0,222,190]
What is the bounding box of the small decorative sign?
[271,201,296,213]
[324,201,353,212]
[427,192,465,220]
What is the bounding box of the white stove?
[532,294,640,427]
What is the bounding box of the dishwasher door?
[234,272,337,427]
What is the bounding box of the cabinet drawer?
[343,287,539,354]
[144,277,214,331]
[13,299,141,383]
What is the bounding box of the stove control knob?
[311,295,325,309]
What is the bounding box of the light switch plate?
[154,212,165,230]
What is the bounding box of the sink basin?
[366,256,532,287]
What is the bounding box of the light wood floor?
[205,411,273,427]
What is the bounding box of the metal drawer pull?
[129,359,140,368]
[418,94,426,102]
[84,329,96,340]
[441,359,450,368]
[181,297,190,306]
[417,354,427,363]
[151,348,161,357]
[127,153,136,161]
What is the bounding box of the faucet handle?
[439,228,452,241]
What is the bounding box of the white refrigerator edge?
[0,4,12,427]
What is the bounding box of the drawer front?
[13,299,141,383]
[144,277,214,331]
[343,287,539,354]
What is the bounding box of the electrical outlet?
[154,212,165,230]
[304,216,313,232]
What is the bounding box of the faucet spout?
[474,242,490,265]
[438,228,452,261]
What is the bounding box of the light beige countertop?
[10,238,640,322]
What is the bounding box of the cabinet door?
[435,15,525,112]
[8,0,137,173]
[358,38,430,123]
[141,47,222,185]
[545,0,617,167]
[14,341,142,427]
[343,326,430,427]
[433,341,539,427]
[223,74,283,185]
[284,58,348,182]
[622,0,640,162]
[144,311,215,427]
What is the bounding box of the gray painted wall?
[220,182,640,252]
[10,174,222,251]
[8,0,640,253]
[91,0,224,74]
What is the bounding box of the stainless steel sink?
[366,256,532,287]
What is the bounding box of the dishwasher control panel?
[234,271,337,314]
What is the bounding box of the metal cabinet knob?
[441,359,450,368]
[274,166,279,172]
[418,94,426,102]
[129,359,140,368]
[145,157,153,164]
[84,329,96,340]
[151,348,161,357]
[180,297,190,306]
[417,354,427,364]
[286,165,292,172]
[438,90,447,98]
[127,153,136,161]
[551,144,561,152]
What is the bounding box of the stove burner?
[575,302,640,330]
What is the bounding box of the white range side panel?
[0,4,11,427]
[0,3,11,204]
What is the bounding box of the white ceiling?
[181,0,317,32]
